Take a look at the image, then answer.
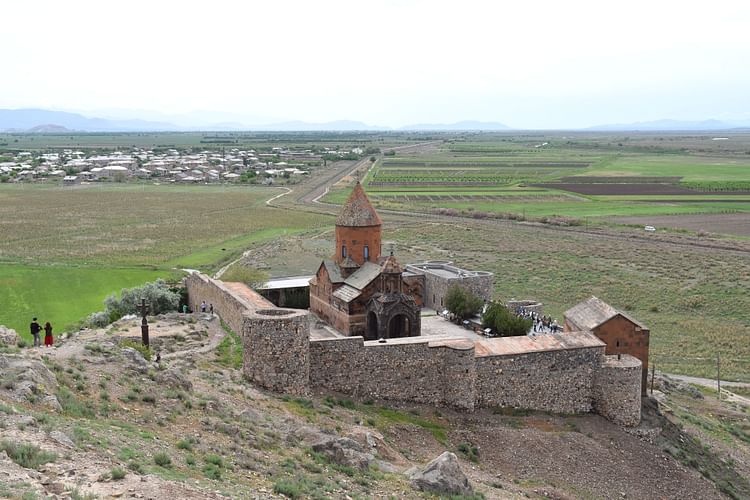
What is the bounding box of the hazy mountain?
[257,120,389,131]
[587,119,750,131]
[27,124,71,133]
[0,109,181,132]
[401,120,511,131]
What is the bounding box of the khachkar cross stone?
[137,298,150,348]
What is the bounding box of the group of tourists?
[513,308,561,334]
[29,317,54,347]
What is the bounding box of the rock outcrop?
[0,354,60,410]
[311,436,374,471]
[0,326,20,347]
[408,451,473,496]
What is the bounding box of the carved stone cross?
[137,298,150,347]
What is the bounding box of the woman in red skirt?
[44,322,53,347]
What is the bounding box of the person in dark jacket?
[30,318,41,347]
[44,322,54,347]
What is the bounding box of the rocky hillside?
[0,316,747,499]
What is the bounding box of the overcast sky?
[2,0,749,128]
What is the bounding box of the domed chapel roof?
[335,182,382,227]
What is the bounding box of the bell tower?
[334,182,382,266]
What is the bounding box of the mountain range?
[1,108,749,132]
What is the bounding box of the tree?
[445,285,483,321]
[482,302,531,337]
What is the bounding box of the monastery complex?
[186,183,650,426]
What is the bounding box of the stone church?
[309,182,422,339]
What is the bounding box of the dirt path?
[663,371,750,406]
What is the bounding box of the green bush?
[482,302,532,337]
[120,340,152,361]
[445,285,483,320]
[0,440,57,470]
[110,466,126,480]
[89,279,180,327]
[176,439,193,451]
[153,452,172,468]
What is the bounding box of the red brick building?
[309,182,422,339]
[564,296,650,394]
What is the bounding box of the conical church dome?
[335,182,382,227]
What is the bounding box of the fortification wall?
[184,273,252,334]
[243,308,310,396]
[507,300,544,315]
[475,345,604,413]
[593,354,642,426]
[309,337,476,410]
[187,272,641,426]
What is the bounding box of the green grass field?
[1,264,171,339]
[0,183,328,337]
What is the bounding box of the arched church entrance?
[388,313,409,338]
[366,311,379,340]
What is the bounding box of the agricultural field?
[323,133,750,236]
[0,183,328,335]
[0,131,424,152]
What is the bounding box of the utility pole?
[717,354,721,400]
[650,363,655,395]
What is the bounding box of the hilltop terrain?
[1,314,749,499]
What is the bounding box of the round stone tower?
[335,182,382,266]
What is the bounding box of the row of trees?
[444,284,531,337]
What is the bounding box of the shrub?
[110,466,126,480]
[482,302,531,337]
[0,440,57,469]
[176,439,193,451]
[445,285,483,320]
[127,461,144,474]
[153,452,172,468]
[93,279,180,327]
[457,442,480,462]
[120,340,152,361]
[202,463,222,480]
[273,479,306,498]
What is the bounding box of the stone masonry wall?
[243,308,310,396]
[184,273,250,334]
[309,337,476,410]
[422,272,494,311]
[475,345,604,414]
[593,354,642,426]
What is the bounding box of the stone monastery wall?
[186,273,642,425]
[309,337,476,410]
[475,346,602,414]
[185,273,252,335]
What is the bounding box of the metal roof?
[258,276,313,290]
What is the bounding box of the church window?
[342,245,347,258]
[364,245,369,261]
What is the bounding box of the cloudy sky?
[2,0,749,128]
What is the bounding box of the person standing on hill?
[44,322,54,347]
[30,317,41,347]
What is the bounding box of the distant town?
[0,145,374,185]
